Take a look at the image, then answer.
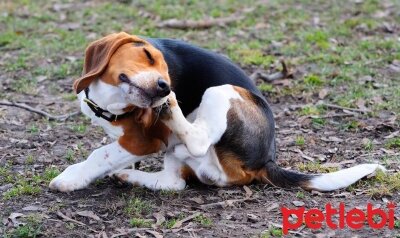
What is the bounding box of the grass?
[2,167,59,200]
[363,139,374,151]
[258,83,274,93]
[4,215,42,238]
[194,214,213,227]
[124,197,153,217]
[27,124,39,134]
[297,162,338,173]
[129,218,152,228]
[295,136,305,146]
[64,148,75,162]
[70,124,87,134]
[386,137,400,149]
[365,170,400,197]
[163,218,178,229]
[3,181,41,200]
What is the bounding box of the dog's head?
[74,32,171,108]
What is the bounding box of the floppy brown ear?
[73,32,146,93]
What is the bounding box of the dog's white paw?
[49,163,92,192]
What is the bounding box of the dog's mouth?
[120,82,170,108]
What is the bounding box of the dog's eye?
[143,48,155,65]
[119,73,129,83]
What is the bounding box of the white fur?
[51,81,140,192]
[309,164,386,191]
[114,85,241,190]
[164,85,241,157]
[49,142,149,192]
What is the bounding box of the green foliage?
[258,83,274,93]
[386,137,400,149]
[124,198,153,217]
[194,214,213,226]
[129,218,152,228]
[295,136,305,146]
[303,74,324,87]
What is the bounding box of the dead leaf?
[22,205,44,211]
[171,212,200,229]
[318,88,329,99]
[356,99,368,111]
[189,197,204,204]
[8,213,25,227]
[153,212,165,227]
[384,131,399,139]
[76,210,101,221]
[292,201,305,207]
[146,230,163,238]
[321,136,343,143]
[293,148,314,162]
[243,185,253,198]
[247,213,259,222]
[266,202,279,212]
[36,75,47,82]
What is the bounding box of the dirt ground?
[1,0,400,237]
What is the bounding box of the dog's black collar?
[83,88,133,122]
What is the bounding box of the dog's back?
[147,38,261,115]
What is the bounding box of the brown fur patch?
[216,148,267,185]
[73,32,170,93]
[233,86,254,102]
[180,165,196,181]
[112,109,171,156]
[118,173,129,181]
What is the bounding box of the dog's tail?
[261,161,385,191]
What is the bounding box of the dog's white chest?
[78,92,124,140]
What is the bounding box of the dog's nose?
[156,78,171,97]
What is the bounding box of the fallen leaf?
[318,88,329,99]
[171,212,200,229]
[153,212,165,227]
[8,213,25,227]
[384,131,399,139]
[146,230,163,238]
[243,185,253,198]
[266,202,279,212]
[76,210,101,221]
[22,205,44,211]
[292,201,305,207]
[356,99,368,111]
[189,197,204,204]
[247,213,259,222]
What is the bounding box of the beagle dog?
[50,32,384,192]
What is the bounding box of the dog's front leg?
[49,141,145,192]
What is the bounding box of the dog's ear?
[73,32,146,94]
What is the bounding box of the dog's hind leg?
[163,85,242,157]
[114,151,186,191]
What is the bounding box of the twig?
[56,211,98,233]
[171,212,201,229]
[157,16,243,29]
[0,101,80,121]
[200,197,254,209]
[250,60,291,83]
[320,102,369,113]
[309,113,355,119]
[110,228,149,238]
